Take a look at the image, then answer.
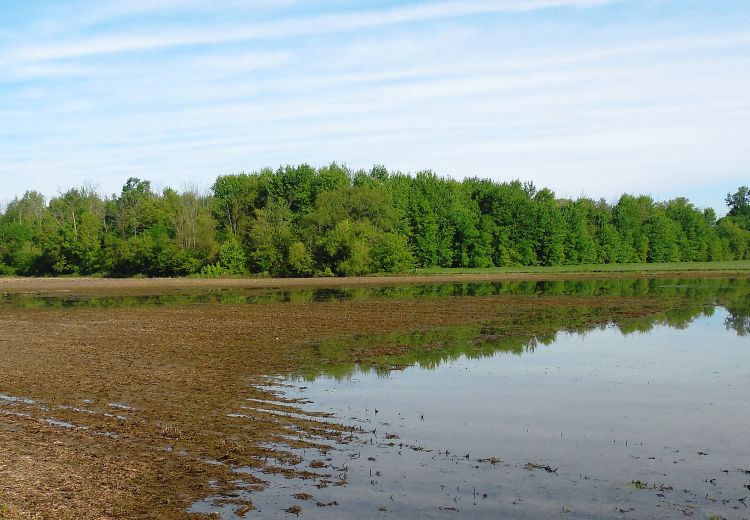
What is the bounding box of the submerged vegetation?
[1,164,749,277]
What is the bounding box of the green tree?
[645,210,681,262]
[664,198,710,261]
[561,200,596,264]
[218,237,248,274]
[249,199,295,275]
[533,189,565,266]
[212,172,269,236]
[0,165,744,277]
[372,232,414,272]
[726,186,750,219]
[287,241,314,276]
[613,195,653,262]
[716,219,750,259]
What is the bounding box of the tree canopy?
[1,165,748,277]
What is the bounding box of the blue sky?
[1,0,749,214]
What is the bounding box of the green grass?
[414,260,750,275]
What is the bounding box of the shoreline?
[1,267,750,295]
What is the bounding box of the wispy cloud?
[0,0,748,212]
[5,0,618,63]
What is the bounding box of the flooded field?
[200,307,750,519]
[0,276,748,519]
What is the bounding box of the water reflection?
[195,307,750,519]
[297,293,748,381]
[2,276,749,310]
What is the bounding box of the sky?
[1,0,749,214]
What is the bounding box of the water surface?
[3,277,747,310]
[195,306,750,519]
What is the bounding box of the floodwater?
[194,304,750,519]
[2,277,746,310]
[2,277,749,518]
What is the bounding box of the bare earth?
[0,273,743,518]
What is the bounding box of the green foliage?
[211,172,269,236]
[560,201,597,264]
[1,166,748,277]
[372,232,415,273]
[716,218,750,259]
[613,194,652,262]
[248,199,294,275]
[645,211,681,263]
[199,262,226,278]
[218,237,248,274]
[288,240,314,276]
[726,186,750,218]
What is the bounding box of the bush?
[199,262,226,278]
[218,237,247,274]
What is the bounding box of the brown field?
[0,274,743,518]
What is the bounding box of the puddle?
[0,391,133,436]
[108,402,135,411]
[44,418,76,429]
[0,393,36,405]
[192,307,750,519]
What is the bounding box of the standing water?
[193,305,750,519]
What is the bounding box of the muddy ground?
[0,274,744,518]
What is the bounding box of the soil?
[0,274,742,518]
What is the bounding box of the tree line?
[1,164,749,277]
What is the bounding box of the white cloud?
[1,0,748,213]
[3,0,619,63]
